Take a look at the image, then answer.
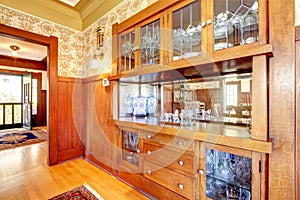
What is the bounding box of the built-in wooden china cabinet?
[108,0,273,199]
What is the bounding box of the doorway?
[0,24,58,166]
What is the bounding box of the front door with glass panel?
[22,73,32,129]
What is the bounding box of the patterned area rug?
[0,127,47,150]
[49,183,104,200]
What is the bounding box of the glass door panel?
[172,0,201,61]
[214,0,258,51]
[140,19,160,66]
[120,31,136,72]
[0,105,3,125]
[205,147,252,199]
[121,130,140,167]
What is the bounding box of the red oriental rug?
[48,183,104,200]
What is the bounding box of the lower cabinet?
[117,127,265,200]
[142,131,197,199]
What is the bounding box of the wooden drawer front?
[144,132,194,152]
[143,142,195,176]
[144,160,195,199]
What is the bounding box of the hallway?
[0,143,149,200]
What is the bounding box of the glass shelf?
[172,0,201,61]
[120,31,136,72]
[206,147,252,199]
[140,20,160,66]
[214,0,259,51]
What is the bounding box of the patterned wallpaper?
[0,5,84,77]
[82,0,158,77]
[297,0,300,26]
[0,0,158,78]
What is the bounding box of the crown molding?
[0,0,82,30]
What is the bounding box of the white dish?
[214,23,234,39]
[244,37,257,44]
[182,52,201,58]
[214,42,233,51]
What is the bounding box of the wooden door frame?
[0,24,58,166]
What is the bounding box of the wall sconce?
[97,26,105,49]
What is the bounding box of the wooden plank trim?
[112,44,273,80]
[58,76,82,83]
[296,26,300,41]
[117,0,183,33]
[57,148,85,163]
[0,55,47,71]
[85,154,113,174]
[48,36,58,166]
[0,24,50,45]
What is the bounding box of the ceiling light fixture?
[10,45,20,57]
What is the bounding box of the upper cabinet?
[114,0,268,75]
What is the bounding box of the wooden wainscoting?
[57,77,85,162]
[82,75,117,175]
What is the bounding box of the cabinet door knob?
[198,169,204,175]
[147,135,152,139]
[136,149,141,153]
[201,21,206,27]
[178,160,184,166]
[178,183,184,190]
[206,19,212,25]
[177,141,185,147]
[147,150,152,155]
[147,170,152,175]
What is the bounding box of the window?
[32,78,38,115]
[226,84,238,106]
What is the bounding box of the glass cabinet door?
[171,0,201,61]
[214,0,258,51]
[199,143,259,200]
[140,19,161,66]
[121,129,141,168]
[120,30,136,72]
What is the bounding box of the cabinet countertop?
[112,117,272,154]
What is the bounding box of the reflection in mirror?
[118,72,252,127]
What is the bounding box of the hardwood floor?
[0,142,149,200]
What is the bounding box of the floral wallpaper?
[82,0,158,77]
[297,0,300,26]
[0,5,84,78]
[0,0,158,78]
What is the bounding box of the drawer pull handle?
[147,170,152,175]
[198,169,204,175]
[147,135,152,139]
[177,141,185,147]
[147,150,152,155]
[178,183,184,190]
[178,160,184,166]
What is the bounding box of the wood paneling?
[296,33,300,200]
[82,76,116,174]
[57,77,84,162]
[47,36,59,166]
[252,55,268,141]
[268,0,295,199]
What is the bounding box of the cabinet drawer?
[144,132,194,152]
[144,160,195,199]
[143,142,195,176]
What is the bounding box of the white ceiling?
[58,0,80,7]
[0,36,47,61]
